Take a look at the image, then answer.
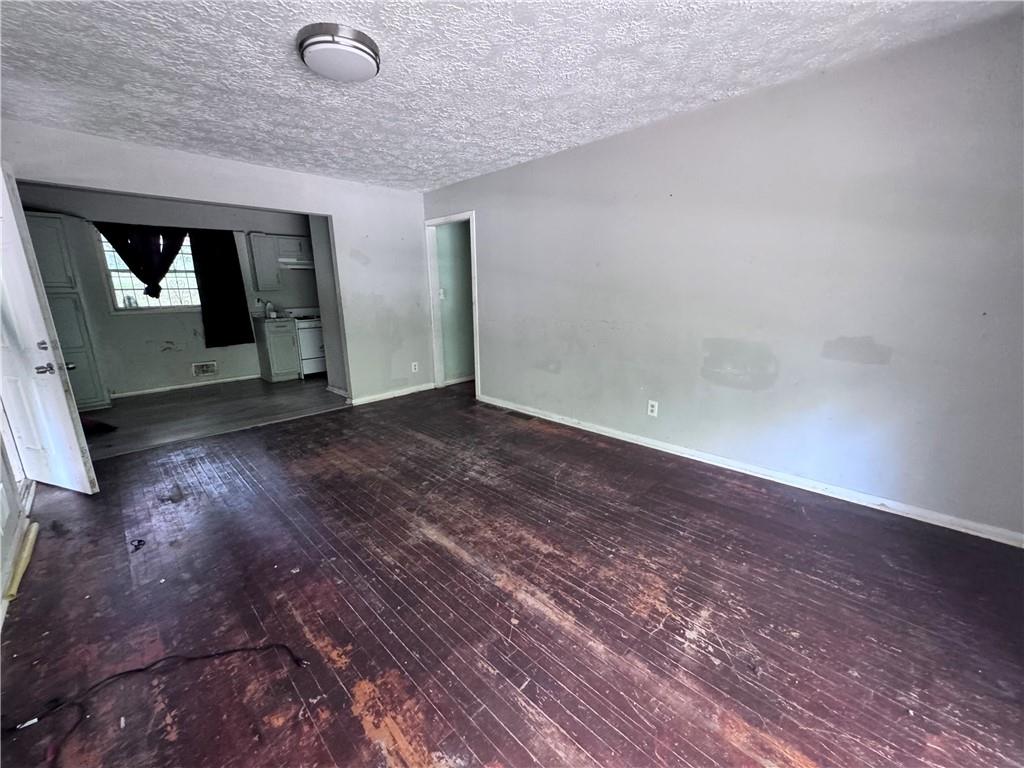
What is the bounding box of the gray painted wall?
[20,184,313,395]
[426,16,1024,536]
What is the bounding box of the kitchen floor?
[83,376,347,460]
[4,384,1021,767]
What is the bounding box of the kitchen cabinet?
[249,233,283,291]
[253,318,301,382]
[250,233,314,291]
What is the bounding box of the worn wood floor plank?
[3,384,1021,767]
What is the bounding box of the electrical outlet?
[647,400,659,418]
[411,361,420,373]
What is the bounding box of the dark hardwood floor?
[3,384,1021,767]
[84,376,348,460]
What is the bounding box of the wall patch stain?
[821,336,892,365]
[701,338,779,390]
[534,358,562,374]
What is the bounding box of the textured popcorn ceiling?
[0,1,1012,190]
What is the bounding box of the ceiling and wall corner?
[0,1,1015,191]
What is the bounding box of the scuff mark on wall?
[534,358,562,374]
[821,336,893,365]
[700,338,779,390]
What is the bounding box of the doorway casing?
[424,211,480,393]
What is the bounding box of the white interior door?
[0,170,97,494]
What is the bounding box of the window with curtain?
[99,233,200,310]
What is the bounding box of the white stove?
[282,307,325,375]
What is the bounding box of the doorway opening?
[425,212,479,395]
[7,180,355,466]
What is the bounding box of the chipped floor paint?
[1,384,1020,767]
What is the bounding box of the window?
[99,233,200,310]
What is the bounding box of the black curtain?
[93,222,187,298]
[189,229,255,348]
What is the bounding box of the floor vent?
[192,361,218,377]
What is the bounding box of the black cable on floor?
[2,642,309,767]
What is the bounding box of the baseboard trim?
[110,375,261,399]
[442,376,475,386]
[325,385,350,399]
[477,394,1023,548]
[352,383,435,406]
[0,509,32,629]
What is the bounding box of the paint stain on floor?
[352,669,453,768]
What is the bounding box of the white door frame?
[424,211,480,394]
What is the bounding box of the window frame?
[92,229,203,315]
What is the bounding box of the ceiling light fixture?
[297,23,380,83]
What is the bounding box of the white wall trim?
[478,394,1023,548]
[442,375,475,386]
[424,211,480,395]
[109,374,261,400]
[325,385,350,399]
[0,513,32,628]
[352,382,435,406]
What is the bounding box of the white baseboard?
[0,507,32,629]
[442,375,475,386]
[325,385,350,399]
[477,394,1023,548]
[352,382,435,406]
[110,374,261,399]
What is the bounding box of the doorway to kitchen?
[425,212,479,394]
[15,182,353,460]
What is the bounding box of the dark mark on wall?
[700,338,779,390]
[822,336,892,365]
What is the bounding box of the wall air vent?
[192,361,218,377]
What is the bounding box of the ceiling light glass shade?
[297,24,380,83]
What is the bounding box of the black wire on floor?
[2,642,309,768]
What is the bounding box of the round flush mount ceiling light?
[297,23,380,83]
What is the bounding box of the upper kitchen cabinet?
[250,233,313,291]
[250,232,282,291]
[26,213,76,290]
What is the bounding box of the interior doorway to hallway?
[425,212,479,393]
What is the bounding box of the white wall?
[426,16,1024,541]
[2,125,433,401]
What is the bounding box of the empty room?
[0,2,1021,767]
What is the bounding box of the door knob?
[62,363,77,371]
[36,340,49,350]
[35,363,55,375]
